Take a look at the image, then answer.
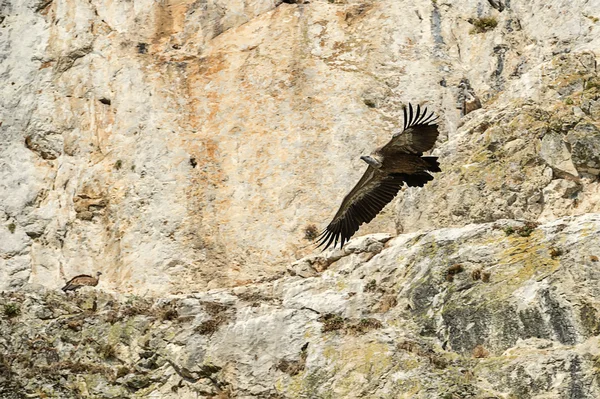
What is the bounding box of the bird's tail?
[422,156,441,172]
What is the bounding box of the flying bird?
[317,103,441,250]
[62,271,102,292]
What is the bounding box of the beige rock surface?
[2,0,600,396]
[1,0,599,295]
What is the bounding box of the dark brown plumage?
[317,103,441,250]
[62,271,102,292]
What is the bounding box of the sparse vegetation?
[473,345,490,358]
[471,269,482,281]
[445,264,464,282]
[347,318,383,335]
[303,224,319,241]
[397,340,448,369]
[469,17,498,34]
[275,345,308,376]
[319,313,346,332]
[7,223,16,234]
[319,313,383,334]
[114,160,123,170]
[195,301,232,335]
[549,247,563,258]
[482,271,491,283]
[516,221,538,237]
[364,279,377,292]
[4,303,20,318]
[504,222,538,237]
[564,97,574,105]
[503,226,515,236]
[99,343,117,360]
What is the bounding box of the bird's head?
[360,155,382,169]
[96,271,103,276]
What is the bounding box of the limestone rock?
[540,131,579,178]
[2,215,600,398]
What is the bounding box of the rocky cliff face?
[2,0,600,397]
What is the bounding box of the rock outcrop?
[2,215,600,398]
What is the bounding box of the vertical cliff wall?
[1,0,599,295]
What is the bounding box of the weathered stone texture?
[2,0,600,397]
[2,215,600,398]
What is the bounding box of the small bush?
[445,264,464,282]
[549,247,563,258]
[503,226,515,236]
[303,224,319,241]
[482,271,491,283]
[347,318,383,335]
[364,279,377,292]
[99,343,117,360]
[195,319,221,335]
[319,313,346,332]
[516,221,538,237]
[195,301,231,335]
[473,345,490,358]
[469,17,498,34]
[4,303,20,318]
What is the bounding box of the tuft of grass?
[275,346,308,376]
[195,319,221,335]
[469,17,498,34]
[564,97,574,105]
[194,301,232,335]
[482,271,491,283]
[7,223,16,234]
[503,226,515,236]
[471,269,482,280]
[364,279,377,292]
[347,318,383,335]
[66,319,83,331]
[4,303,20,318]
[516,221,538,237]
[445,264,464,282]
[319,313,346,332]
[116,366,130,379]
[99,343,117,360]
[114,160,123,170]
[549,247,563,258]
[303,224,319,241]
[472,345,490,358]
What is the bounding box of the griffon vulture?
[317,103,441,250]
[62,271,102,292]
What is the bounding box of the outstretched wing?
[380,103,439,155]
[317,169,411,250]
